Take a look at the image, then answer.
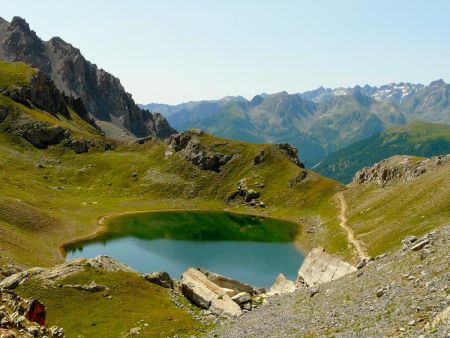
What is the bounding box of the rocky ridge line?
[353,154,450,187]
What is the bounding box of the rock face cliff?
[0,16,176,139]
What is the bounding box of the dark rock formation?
[13,121,70,149]
[144,271,174,289]
[289,170,308,187]
[0,16,176,139]
[254,149,267,165]
[0,106,9,122]
[67,139,90,154]
[277,143,304,167]
[226,179,262,205]
[165,130,233,172]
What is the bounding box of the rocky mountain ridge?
[142,79,450,166]
[0,16,176,139]
[353,154,450,187]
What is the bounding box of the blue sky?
[3,0,450,104]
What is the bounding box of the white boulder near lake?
[179,247,358,317]
[297,247,357,286]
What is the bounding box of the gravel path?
[337,192,368,258]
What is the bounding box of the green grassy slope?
[0,128,346,267]
[344,158,450,256]
[0,60,36,87]
[16,268,206,337]
[315,122,450,183]
[0,60,349,337]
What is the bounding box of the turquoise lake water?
[65,211,304,287]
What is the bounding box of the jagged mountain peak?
[9,16,31,31]
[0,16,176,139]
[429,79,446,87]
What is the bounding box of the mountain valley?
[0,14,448,338]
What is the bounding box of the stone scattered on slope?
[297,247,357,287]
[267,273,297,296]
[209,226,450,337]
[209,295,243,318]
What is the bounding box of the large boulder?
[268,273,297,295]
[198,268,256,295]
[210,295,243,318]
[180,268,244,317]
[68,138,90,154]
[297,247,357,287]
[181,268,227,309]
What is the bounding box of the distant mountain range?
[0,16,175,139]
[141,80,450,166]
[314,122,450,183]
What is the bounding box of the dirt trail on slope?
[336,192,369,258]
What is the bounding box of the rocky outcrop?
[288,170,308,187]
[276,143,304,168]
[165,130,233,172]
[0,256,133,290]
[297,247,357,287]
[0,288,63,337]
[13,121,70,149]
[63,281,109,293]
[353,154,450,187]
[180,268,262,317]
[226,179,263,207]
[0,16,176,139]
[253,149,267,165]
[0,70,97,129]
[144,271,174,289]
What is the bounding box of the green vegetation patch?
[0,60,36,88]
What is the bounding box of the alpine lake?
[64,211,304,287]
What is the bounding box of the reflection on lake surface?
[65,211,304,287]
